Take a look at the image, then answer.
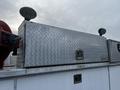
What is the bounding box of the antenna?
[19,7,37,21]
[98,28,106,36]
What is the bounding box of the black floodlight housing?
[98,28,106,36]
[19,7,37,21]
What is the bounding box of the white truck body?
[1,21,120,90]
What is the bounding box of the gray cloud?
[0,0,120,40]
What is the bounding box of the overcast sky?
[1,0,120,40]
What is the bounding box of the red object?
[0,20,19,69]
[0,21,12,33]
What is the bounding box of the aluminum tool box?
[107,39,120,62]
[18,21,108,68]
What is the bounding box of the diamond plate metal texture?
[18,21,108,67]
[107,40,120,62]
[18,21,26,67]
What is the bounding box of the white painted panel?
[109,66,120,90]
[17,67,109,90]
[0,79,14,90]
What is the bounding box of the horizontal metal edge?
[0,62,120,79]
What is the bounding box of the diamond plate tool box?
[18,21,108,68]
[107,39,120,62]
